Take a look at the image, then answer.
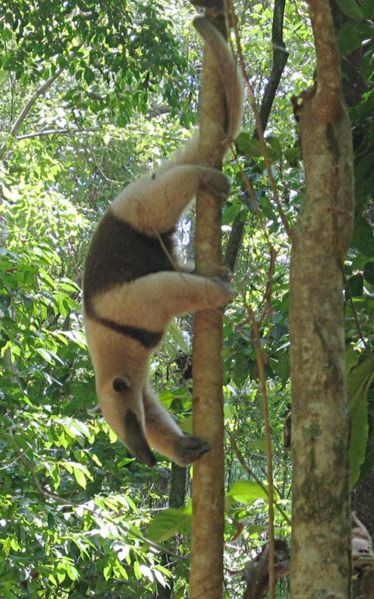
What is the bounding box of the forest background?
[0,0,373,597]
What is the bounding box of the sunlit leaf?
[227,480,268,504]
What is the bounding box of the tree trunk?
[290,0,355,596]
[189,6,228,599]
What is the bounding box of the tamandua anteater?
[83,17,244,466]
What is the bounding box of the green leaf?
[60,461,92,488]
[133,561,141,580]
[65,561,79,581]
[284,145,300,167]
[336,0,362,20]
[91,453,103,467]
[84,67,95,84]
[45,463,61,490]
[227,480,268,504]
[103,562,113,581]
[35,347,56,364]
[348,355,374,487]
[222,202,241,225]
[236,132,263,158]
[267,136,283,161]
[73,467,87,488]
[147,507,192,542]
[113,559,128,579]
[56,570,66,583]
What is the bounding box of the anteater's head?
[99,375,156,467]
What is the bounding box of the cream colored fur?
[83,17,243,466]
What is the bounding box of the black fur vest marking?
[84,209,176,305]
[83,210,174,347]
[95,316,163,348]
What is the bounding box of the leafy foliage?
[0,0,190,124]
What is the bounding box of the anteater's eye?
[112,376,131,393]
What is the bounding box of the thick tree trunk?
[290,0,355,596]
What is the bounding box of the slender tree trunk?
[189,6,228,599]
[290,0,355,596]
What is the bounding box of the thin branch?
[258,0,289,133]
[190,6,229,599]
[249,311,276,599]
[0,42,84,157]
[258,246,277,324]
[0,71,63,157]
[16,127,100,140]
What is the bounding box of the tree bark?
[290,0,355,596]
[189,6,228,599]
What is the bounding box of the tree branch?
[16,127,99,140]
[258,0,289,133]
[0,43,84,157]
[0,71,63,158]
[8,70,64,139]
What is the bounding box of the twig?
[249,312,276,599]
[15,127,100,140]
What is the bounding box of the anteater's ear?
[112,376,131,393]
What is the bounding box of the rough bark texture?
[189,7,228,599]
[290,0,355,596]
